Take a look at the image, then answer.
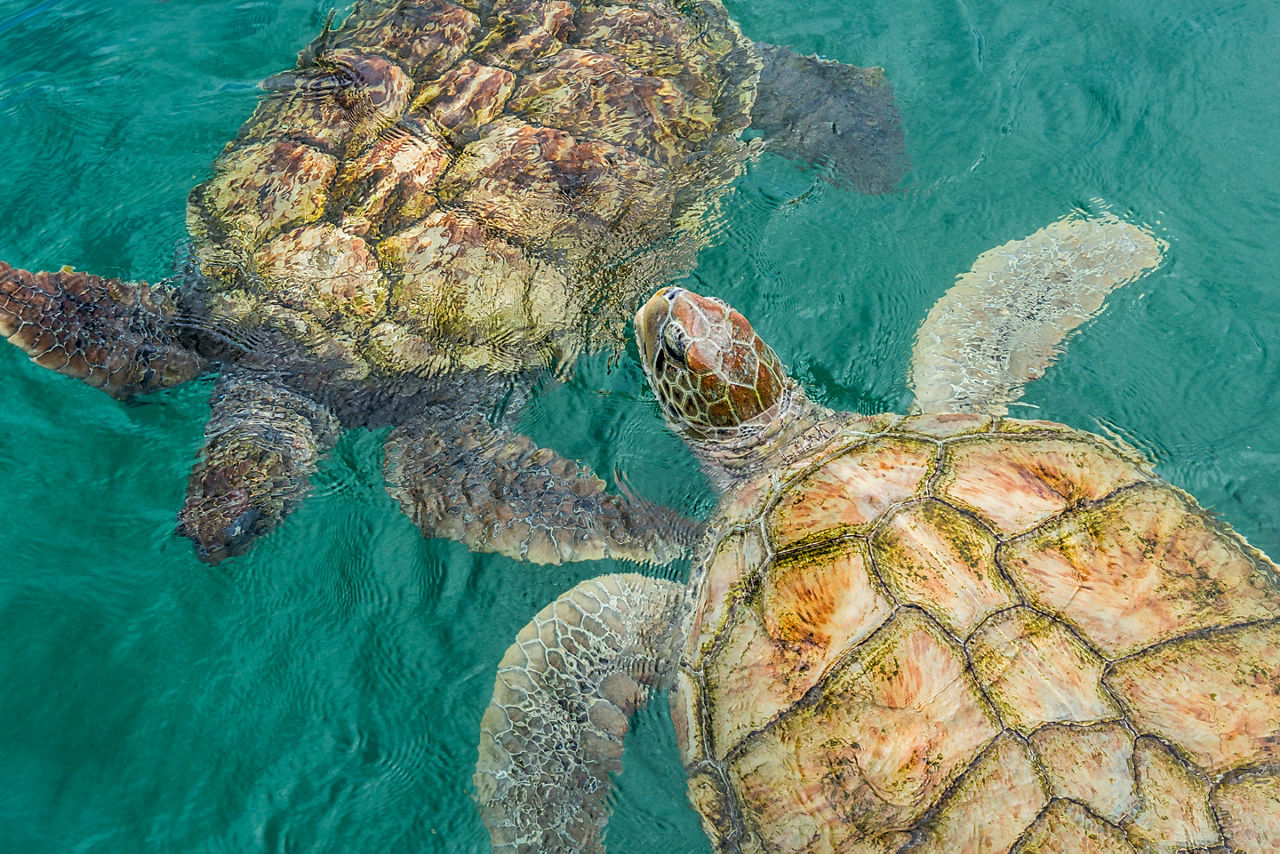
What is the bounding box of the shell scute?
[332,0,480,78]
[473,0,574,68]
[191,140,337,258]
[762,539,894,649]
[1104,619,1280,776]
[1011,799,1135,853]
[909,732,1049,854]
[1212,770,1280,853]
[331,120,450,238]
[704,539,893,757]
[1001,483,1280,658]
[508,48,717,165]
[409,59,515,143]
[870,498,1013,638]
[248,51,414,155]
[997,418,1076,434]
[327,50,414,123]
[1028,721,1139,825]
[370,209,571,373]
[897,411,992,438]
[1123,736,1222,851]
[727,609,999,849]
[935,434,1148,536]
[767,435,934,551]
[438,119,673,256]
[238,85,357,154]
[685,770,739,851]
[685,526,766,664]
[670,668,704,768]
[967,606,1119,733]
[575,3,719,101]
[253,223,389,324]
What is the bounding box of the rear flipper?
[751,43,907,192]
[384,414,699,565]
[177,374,340,564]
[475,574,684,853]
[0,261,205,398]
[910,211,1168,415]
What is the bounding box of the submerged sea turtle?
[475,212,1280,852]
[0,0,904,564]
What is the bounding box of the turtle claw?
[0,261,205,399]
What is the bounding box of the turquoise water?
[1,0,1278,851]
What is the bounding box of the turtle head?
[635,287,789,441]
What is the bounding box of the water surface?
[1,0,1278,851]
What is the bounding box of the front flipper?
[750,43,907,192]
[177,374,340,564]
[0,262,205,398]
[384,414,698,565]
[475,573,684,853]
[910,211,1167,415]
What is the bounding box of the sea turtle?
[0,0,904,564]
[474,212,1280,852]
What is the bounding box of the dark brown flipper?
[384,413,699,565]
[751,43,907,192]
[0,262,206,398]
[475,574,684,853]
[178,374,340,564]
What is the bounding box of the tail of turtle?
[750,43,907,192]
[0,261,206,398]
[475,574,684,853]
[910,211,1168,416]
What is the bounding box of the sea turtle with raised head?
[475,212,1280,852]
[0,0,904,564]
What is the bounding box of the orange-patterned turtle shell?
[674,410,1280,852]
[648,262,1280,850]
[474,213,1279,853]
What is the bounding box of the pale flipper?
[475,574,684,853]
[910,211,1167,415]
[384,415,698,565]
[751,43,907,192]
[0,262,205,398]
[177,374,340,564]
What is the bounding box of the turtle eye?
[660,321,689,367]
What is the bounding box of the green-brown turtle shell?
[185,0,761,380]
[674,414,1280,852]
